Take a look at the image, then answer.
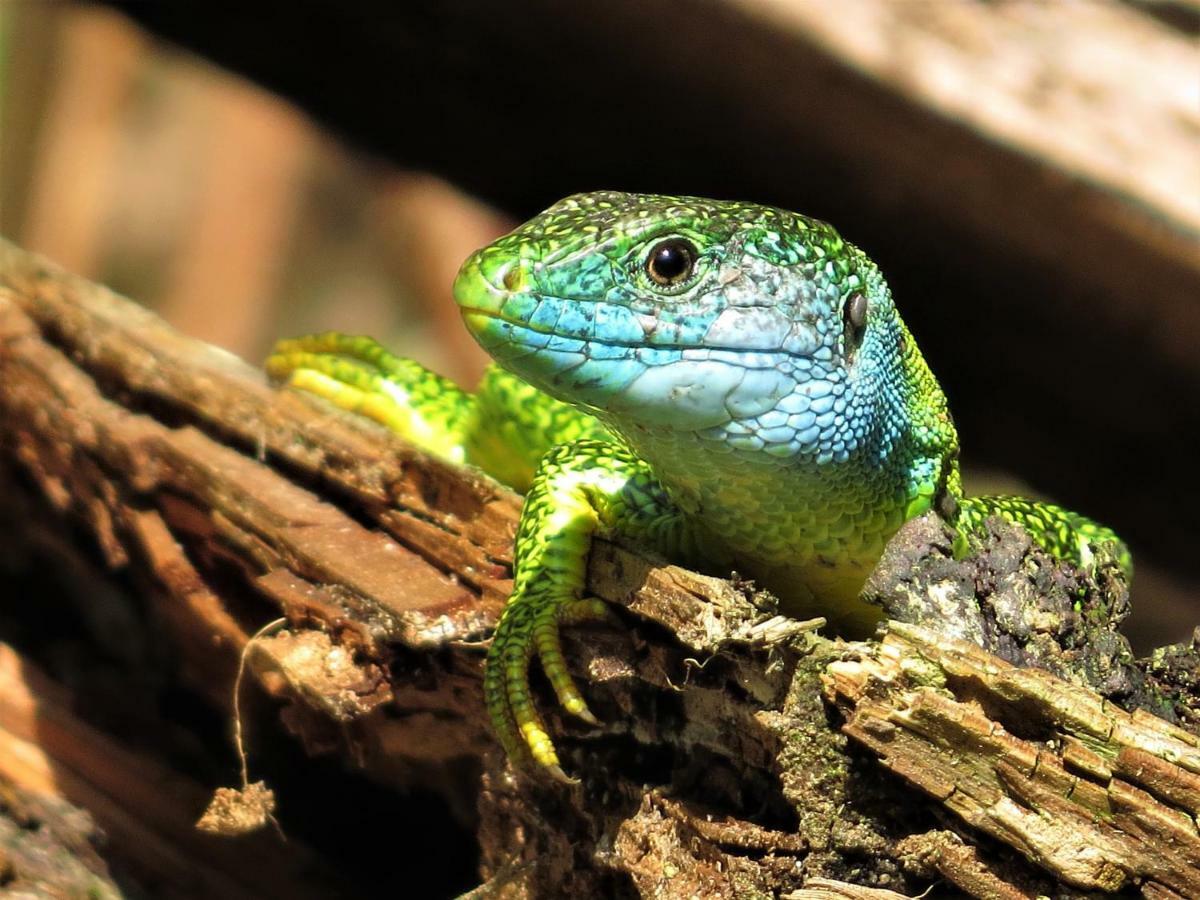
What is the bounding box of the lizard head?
[454,191,922,464]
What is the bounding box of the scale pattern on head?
[455,191,952,478]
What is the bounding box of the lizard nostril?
[500,263,523,292]
[471,250,526,294]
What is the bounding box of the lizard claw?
[572,707,600,727]
[546,764,579,786]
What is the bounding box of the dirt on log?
[1,238,1198,897]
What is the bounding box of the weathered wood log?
[1,239,1197,897]
[0,643,341,899]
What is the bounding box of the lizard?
[266,191,1130,781]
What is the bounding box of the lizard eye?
[645,238,697,287]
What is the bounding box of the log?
[1,238,1198,897]
[0,643,340,899]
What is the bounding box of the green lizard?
[266,191,1130,780]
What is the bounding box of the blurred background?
[0,1,1197,893]
[0,2,507,388]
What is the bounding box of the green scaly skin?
[267,192,1131,780]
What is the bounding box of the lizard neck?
[601,314,960,619]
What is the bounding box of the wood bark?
[0,643,341,899]
[1,240,1198,897]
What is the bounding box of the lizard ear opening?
[844,291,868,359]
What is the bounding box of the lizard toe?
[534,610,599,727]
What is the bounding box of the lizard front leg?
[266,333,609,491]
[487,438,707,780]
[266,332,476,464]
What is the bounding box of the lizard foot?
[484,591,612,778]
[265,332,472,462]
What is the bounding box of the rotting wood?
[2,238,1198,896]
[1,769,124,899]
[823,622,1200,896]
[0,643,342,899]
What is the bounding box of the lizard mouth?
[453,247,822,433]
[458,304,803,432]
[460,301,814,364]
[458,306,503,324]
